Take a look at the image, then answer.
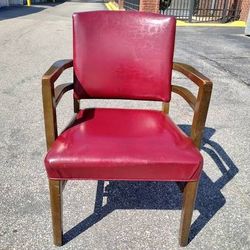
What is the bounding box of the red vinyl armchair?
[42,11,212,247]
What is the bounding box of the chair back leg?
[49,180,63,246]
[179,181,199,247]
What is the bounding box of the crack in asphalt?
[197,53,250,87]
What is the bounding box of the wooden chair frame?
[42,60,212,247]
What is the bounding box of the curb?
[176,20,246,27]
[105,2,119,11]
[104,2,246,28]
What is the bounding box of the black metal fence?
[160,0,242,22]
[124,0,140,11]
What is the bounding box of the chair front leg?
[179,181,199,247]
[49,179,63,246]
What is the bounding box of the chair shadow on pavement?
[63,126,239,244]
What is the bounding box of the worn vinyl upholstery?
[45,108,203,181]
[73,11,176,102]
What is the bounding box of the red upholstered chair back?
[73,11,176,102]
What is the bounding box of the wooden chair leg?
[49,179,63,246]
[179,181,199,247]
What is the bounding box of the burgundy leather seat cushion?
[45,108,202,181]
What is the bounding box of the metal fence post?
[245,8,250,35]
[188,0,195,22]
[222,0,229,21]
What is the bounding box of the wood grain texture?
[172,85,196,111]
[173,62,213,148]
[179,181,199,247]
[49,180,63,246]
[162,102,170,114]
[42,60,73,150]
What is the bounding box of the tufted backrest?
[73,11,176,102]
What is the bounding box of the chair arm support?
[42,59,73,83]
[173,62,211,87]
[42,60,73,150]
[173,62,213,149]
[172,85,196,111]
[54,83,74,106]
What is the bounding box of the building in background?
[0,0,23,7]
[0,0,47,7]
[240,0,250,21]
[122,0,250,22]
[1,0,250,22]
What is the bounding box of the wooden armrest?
[42,60,73,150]
[42,59,73,83]
[173,62,212,88]
[172,62,213,148]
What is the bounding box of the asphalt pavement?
[0,2,249,249]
